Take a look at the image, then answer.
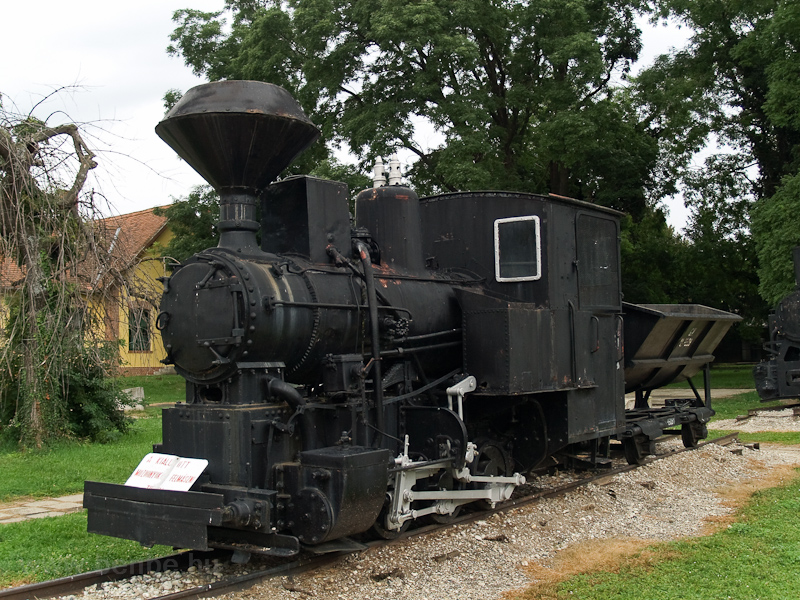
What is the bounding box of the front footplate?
[83,481,300,556]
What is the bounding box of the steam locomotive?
[754,247,800,401]
[84,81,738,558]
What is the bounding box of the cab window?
[494,216,541,282]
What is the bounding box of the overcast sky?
[3,0,219,216]
[2,2,691,227]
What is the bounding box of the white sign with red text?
[125,453,208,491]
[158,457,209,491]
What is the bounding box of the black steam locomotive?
[754,248,800,401]
[84,81,738,558]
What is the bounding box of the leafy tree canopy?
[619,208,685,304]
[677,152,767,339]
[751,172,800,305]
[154,186,219,262]
[171,0,789,317]
[635,0,800,303]
[168,0,660,218]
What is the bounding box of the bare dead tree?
[0,95,135,447]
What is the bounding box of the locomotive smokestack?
[155,80,320,253]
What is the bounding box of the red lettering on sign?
[168,474,195,483]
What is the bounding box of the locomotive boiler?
[754,247,800,401]
[84,80,739,557]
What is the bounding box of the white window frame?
[494,215,542,282]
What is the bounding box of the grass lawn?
[513,469,800,600]
[705,389,800,445]
[708,390,761,420]
[0,417,162,501]
[118,374,185,406]
[0,375,182,501]
[0,375,184,589]
[667,362,756,390]
[0,512,171,588]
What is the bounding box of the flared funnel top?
[156,80,320,192]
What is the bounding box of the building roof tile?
[0,207,168,291]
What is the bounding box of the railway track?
[0,432,740,600]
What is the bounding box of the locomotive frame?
[84,81,739,558]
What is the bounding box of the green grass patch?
[541,469,800,600]
[736,431,800,445]
[708,391,761,421]
[0,374,184,501]
[705,391,800,445]
[666,363,756,390]
[118,374,185,406]
[0,417,162,501]
[0,374,185,588]
[708,428,800,446]
[0,512,170,588]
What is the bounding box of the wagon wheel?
[623,438,645,465]
[681,422,707,448]
[471,440,513,509]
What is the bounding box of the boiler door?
[160,260,246,380]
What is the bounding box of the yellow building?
[0,258,22,334]
[0,207,173,375]
[95,207,172,375]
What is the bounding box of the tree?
[619,208,686,303]
[168,0,658,215]
[751,172,800,304]
[677,153,767,342]
[635,0,800,304]
[0,93,129,447]
[164,1,701,304]
[154,186,219,262]
[679,212,767,345]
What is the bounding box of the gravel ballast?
[712,408,800,432]
[53,409,800,600]
[230,439,800,600]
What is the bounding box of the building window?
[494,215,542,282]
[129,307,151,352]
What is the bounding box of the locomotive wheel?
[471,440,513,509]
[429,471,463,524]
[681,423,707,448]
[369,495,409,540]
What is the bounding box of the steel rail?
[0,550,229,600]
[0,432,740,600]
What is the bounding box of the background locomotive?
[85,81,739,558]
[754,247,800,401]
